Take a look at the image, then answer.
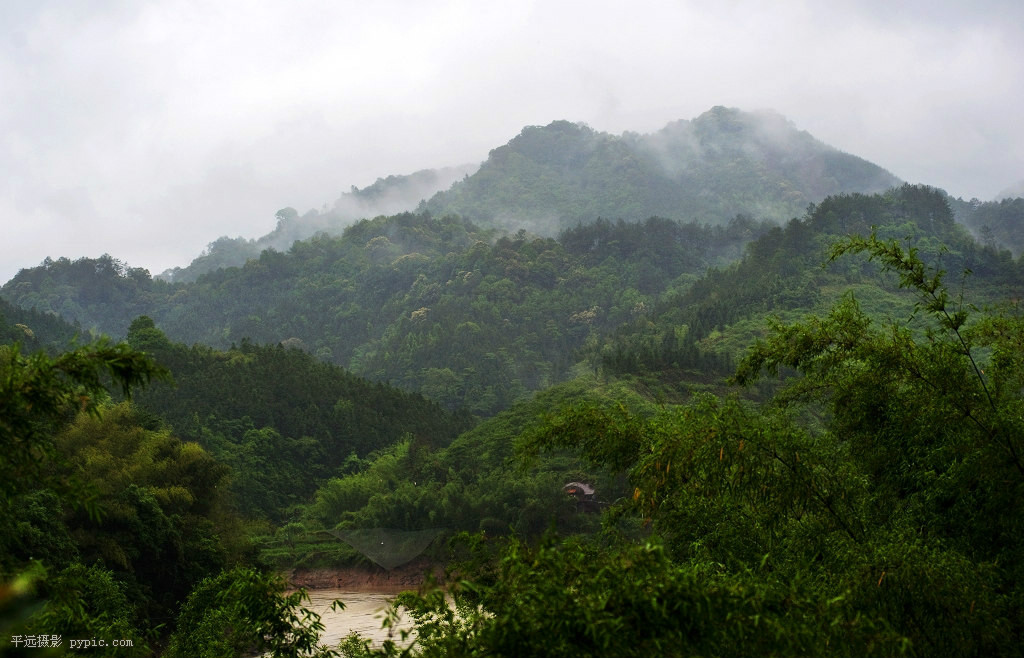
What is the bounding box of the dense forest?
[3,121,1024,658]
[0,306,475,655]
[2,212,769,416]
[158,165,479,284]
[146,107,899,285]
[308,189,1024,657]
[950,194,1024,257]
[424,108,900,232]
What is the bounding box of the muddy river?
[303,589,415,648]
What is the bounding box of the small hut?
[563,481,600,513]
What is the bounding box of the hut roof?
[563,481,595,496]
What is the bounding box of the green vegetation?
[425,107,900,232]
[0,340,193,655]
[0,298,81,351]
[280,377,641,562]
[161,165,477,283]
[591,185,1020,389]
[2,161,1023,655]
[123,316,472,521]
[0,322,469,655]
[2,212,766,416]
[337,232,1023,657]
[163,566,335,658]
[950,194,1024,256]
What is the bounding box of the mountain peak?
[425,107,901,232]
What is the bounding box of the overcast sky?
[2,0,1023,283]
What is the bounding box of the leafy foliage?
[53,404,238,623]
[0,339,166,524]
[122,318,472,520]
[32,563,146,657]
[4,212,760,415]
[425,108,900,233]
[288,377,640,569]
[0,336,347,654]
[164,566,337,658]
[594,185,1021,384]
[0,297,81,352]
[344,231,1023,657]
[950,194,1024,256]
[0,340,171,651]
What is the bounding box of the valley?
[3,109,1023,657]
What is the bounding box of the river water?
[303,589,415,649]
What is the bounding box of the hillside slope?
[157,107,900,281]
[159,165,478,283]
[1,213,767,415]
[425,107,901,232]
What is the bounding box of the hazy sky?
[2,0,1023,283]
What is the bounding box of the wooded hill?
[104,107,1024,293]
[1,212,769,415]
[159,165,478,284]
[950,195,1024,256]
[0,307,471,519]
[154,107,903,282]
[281,184,1023,538]
[279,185,1024,656]
[425,107,901,232]
[4,179,1024,654]
[5,185,1020,418]
[592,185,1022,384]
[4,103,1024,655]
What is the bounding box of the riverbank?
[284,558,442,592]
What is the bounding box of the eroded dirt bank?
[284,559,443,592]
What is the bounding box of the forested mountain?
[159,165,477,283]
[0,296,81,351]
[949,194,1024,256]
[8,185,1017,530]
[153,107,898,284]
[424,107,901,232]
[5,178,1024,654]
[123,317,472,521]
[3,73,1021,652]
[591,185,1021,384]
[296,184,1022,534]
[2,212,769,415]
[7,185,1016,419]
[261,184,1024,656]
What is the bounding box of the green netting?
[328,528,445,570]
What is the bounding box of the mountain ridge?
[159,107,901,281]
[7,185,1017,417]
[423,106,902,232]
